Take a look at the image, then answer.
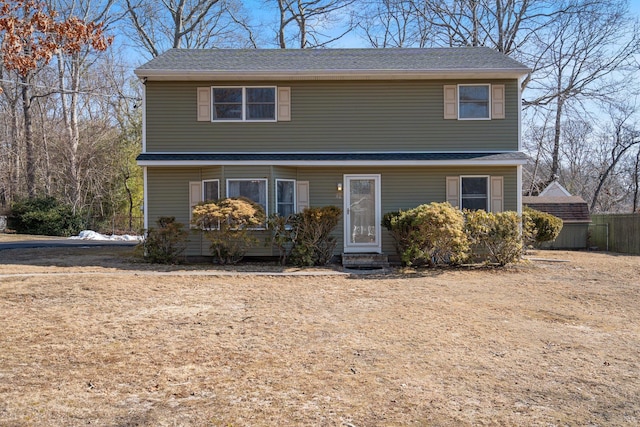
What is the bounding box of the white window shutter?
[196,87,211,122]
[296,181,309,212]
[490,176,504,212]
[446,176,460,208]
[491,84,505,119]
[189,181,202,226]
[443,85,457,119]
[277,87,291,121]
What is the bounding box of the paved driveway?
[0,238,139,251]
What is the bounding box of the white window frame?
[458,84,491,120]
[460,175,490,211]
[275,179,296,217]
[211,86,277,122]
[202,179,220,202]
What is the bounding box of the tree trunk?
[59,52,82,212]
[21,75,36,198]
[632,146,640,212]
[550,96,564,182]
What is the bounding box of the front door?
[344,174,381,253]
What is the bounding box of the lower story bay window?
[226,179,268,216]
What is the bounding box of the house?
[135,48,531,261]
[523,182,591,249]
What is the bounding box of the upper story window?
[212,87,276,121]
[458,84,490,119]
[443,84,504,120]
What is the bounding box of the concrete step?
[342,253,389,269]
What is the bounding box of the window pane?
[247,88,275,103]
[213,88,242,103]
[459,86,489,119]
[246,87,275,120]
[459,86,488,102]
[213,88,242,120]
[203,181,219,201]
[462,197,488,210]
[277,180,295,217]
[247,104,275,120]
[228,180,267,213]
[462,177,488,195]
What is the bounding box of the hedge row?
[383,202,562,267]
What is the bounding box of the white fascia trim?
[518,77,523,152]
[517,165,523,215]
[137,159,528,167]
[143,167,148,230]
[136,69,530,81]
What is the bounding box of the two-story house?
[135,48,530,260]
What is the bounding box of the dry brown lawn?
[0,245,638,426]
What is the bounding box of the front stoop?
[342,253,389,269]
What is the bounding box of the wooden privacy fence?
[589,214,640,254]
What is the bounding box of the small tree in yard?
[192,198,265,264]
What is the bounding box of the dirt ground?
[0,243,638,426]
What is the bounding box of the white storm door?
[344,174,382,253]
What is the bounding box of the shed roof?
[135,47,531,81]
[523,196,591,223]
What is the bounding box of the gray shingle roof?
[137,151,528,163]
[135,47,530,78]
[523,196,591,223]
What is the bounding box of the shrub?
[383,202,468,267]
[192,197,265,264]
[8,196,83,236]
[266,213,295,266]
[141,216,188,264]
[289,206,341,266]
[465,210,523,266]
[523,207,563,247]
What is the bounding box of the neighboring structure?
[523,182,591,249]
[135,48,530,259]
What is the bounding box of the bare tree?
[272,0,356,48]
[589,103,640,211]
[524,1,639,184]
[124,0,253,58]
[357,0,432,48]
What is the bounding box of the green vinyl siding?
[145,80,520,153]
[146,167,204,255]
[147,165,518,257]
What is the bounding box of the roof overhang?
[136,151,529,167]
[135,69,530,82]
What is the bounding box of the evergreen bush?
[383,202,468,267]
[141,216,188,264]
[465,210,523,266]
[523,207,563,247]
[8,196,83,236]
[289,206,341,266]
